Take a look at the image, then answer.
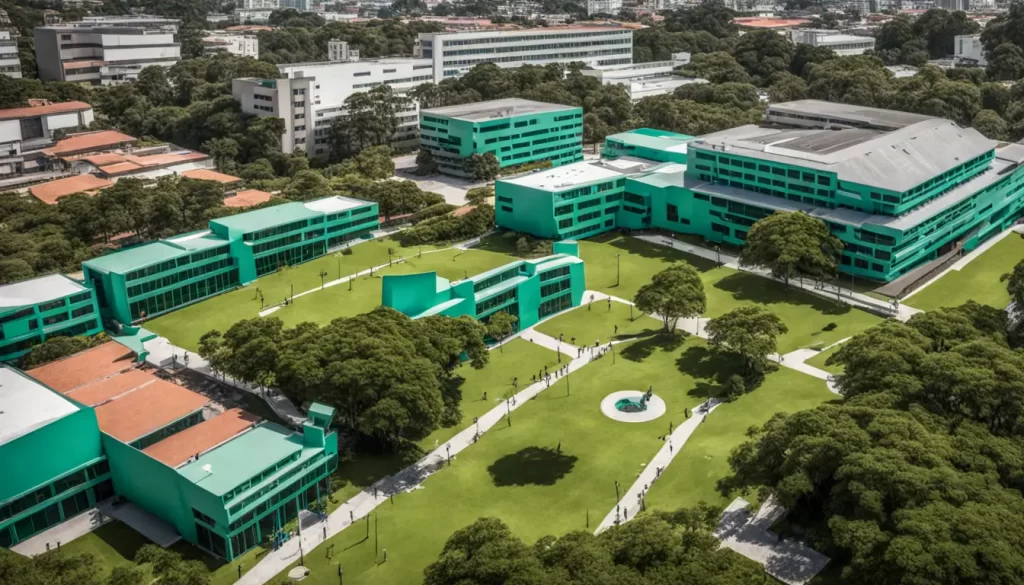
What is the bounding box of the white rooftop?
[0,366,79,447]
[304,196,366,214]
[502,158,656,190]
[0,274,87,310]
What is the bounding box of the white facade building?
[954,34,987,67]
[935,0,969,10]
[0,100,95,175]
[240,0,279,8]
[0,30,21,78]
[202,31,259,58]
[414,27,634,80]
[234,8,275,22]
[587,0,623,15]
[34,16,181,85]
[789,30,875,56]
[582,54,699,100]
[328,39,359,62]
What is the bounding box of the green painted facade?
[382,241,585,331]
[603,128,693,164]
[0,275,103,363]
[420,99,584,178]
[0,368,113,548]
[82,197,378,325]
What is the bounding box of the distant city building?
[234,8,275,22]
[581,54,701,99]
[279,0,312,11]
[202,31,259,58]
[935,0,969,10]
[327,39,359,62]
[206,13,234,23]
[0,100,95,176]
[240,0,279,8]
[419,98,583,178]
[954,34,987,67]
[587,0,623,15]
[789,29,875,55]
[34,16,181,85]
[0,30,21,78]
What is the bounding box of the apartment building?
[34,16,181,85]
[587,0,623,14]
[0,30,21,78]
[202,31,258,58]
[789,30,875,56]
[414,27,633,80]
[0,100,95,176]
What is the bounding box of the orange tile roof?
[99,161,143,175]
[123,152,209,167]
[0,100,92,120]
[225,25,272,31]
[42,130,136,156]
[81,153,127,166]
[223,189,272,208]
[95,378,208,442]
[28,342,137,393]
[65,369,158,407]
[29,174,113,204]
[181,169,242,184]
[734,17,811,27]
[143,408,261,467]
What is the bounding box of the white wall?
[0,120,21,144]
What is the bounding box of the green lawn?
[270,332,731,585]
[805,345,844,375]
[534,301,663,347]
[145,242,511,351]
[643,367,835,512]
[905,234,1024,312]
[580,233,883,353]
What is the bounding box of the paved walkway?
[596,399,722,532]
[12,507,113,556]
[715,497,830,585]
[633,235,920,322]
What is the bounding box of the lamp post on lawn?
[388,248,393,266]
[338,565,343,585]
[616,253,620,287]
[320,270,328,290]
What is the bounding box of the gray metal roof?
[765,100,935,130]
[421,98,578,122]
[691,118,996,193]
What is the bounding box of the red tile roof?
[42,130,136,157]
[27,342,137,393]
[0,101,92,121]
[223,189,272,208]
[94,378,209,442]
[181,169,241,184]
[65,369,158,407]
[143,408,261,467]
[29,174,113,204]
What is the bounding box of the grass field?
[805,345,844,374]
[905,234,1024,312]
[534,300,663,347]
[270,332,731,585]
[145,241,513,351]
[580,233,882,353]
[643,368,835,512]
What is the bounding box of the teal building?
[602,128,693,164]
[420,98,584,178]
[0,274,103,362]
[82,196,378,325]
[0,365,112,547]
[495,100,1024,284]
[382,241,585,331]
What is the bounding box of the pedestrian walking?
[559,333,564,342]
[614,324,618,334]
[482,391,487,401]
[513,377,518,388]
[350,510,354,523]
[607,298,611,310]
[571,336,576,345]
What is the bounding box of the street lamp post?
[320,270,328,290]
[338,565,344,585]
[715,245,721,266]
[446,443,451,466]
[616,253,620,287]
[615,480,620,501]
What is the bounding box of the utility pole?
[616,253,620,286]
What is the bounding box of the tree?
[705,307,787,384]
[485,311,517,352]
[731,30,794,84]
[201,137,240,172]
[681,52,753,84]
[740,211,843,285]
[1005,256,1024,326]
[21,334,108,369]
[327,85,409,160]
[768,71,808,102]
[987,42,1024,81]
[465,185,493,205]
[633,262,706,332]
[972,109,1009,140]
[327,145,395,180]
[283,170,330,202]
[415,149,438,176]
[465,152,500,181]
[583,112,612,153]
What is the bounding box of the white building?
[34,16,181,85]
[587,0,623,15]
[0,30,20,78]
[954,34,987,67]
[202,31,259,58]
[328,39,359,62]
[234,8,275,22]
[789,30,875,56]
[0,100,95,175]
[279,0,312,11]
[414,27,634,80]
[582,53,691,84]
[935,0,969,10]
[234,27,635,159]
[240,0,279,8]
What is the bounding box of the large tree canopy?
[740,211,843,285]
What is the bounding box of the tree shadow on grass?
[487,446,578,487]
[89,521,152,563]
[620,331,687,363]
[675,345,743,399]
[713,273,853,317]
[584,233,720,273]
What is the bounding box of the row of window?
[540,277,572,297]
[0,460,110,522]
[442,47,631,68]
[127,258,234,299]
[476,288,517,315]
[443,38,630,57]
[125,246,230,282]
[255,241,325,278]
[129,270,238,321]
[474,267,520,293]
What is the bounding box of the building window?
[666,204,679,222]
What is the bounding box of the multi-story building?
[328,39,359,62]
[419,98,584,177]
[382,241,585,330]
[0,30,21,78]
[34,16,181,85]
[602,128,693,164]
[414,27,633,80]
[202,31,258,58]
[82,196,379,325]
[581,54,691,85]
[954,34,987,67]
[0,274,102,364]
[0,365,112,548]
[935,0,969,9]
[279,0,312,10]
[8,341,339,561]
[233,58,431,157]
[587,0,623,14]
[497,100,1024,285]
[789,30,875,56]
[495,157,671,240]
[240,0,279,8]
[0,100,95,176]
